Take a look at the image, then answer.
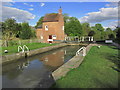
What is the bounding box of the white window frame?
[52,35,57,39]
[62,26,64,30]
[45,25,48,31]
[41,36,43,39]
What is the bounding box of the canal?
[2,45,83,88]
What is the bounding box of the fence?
[1,39,43,47]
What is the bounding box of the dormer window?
[45,25,48,31]
[62,26,64,30]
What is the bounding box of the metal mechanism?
[76,47,86,56]
[18,45,29,53]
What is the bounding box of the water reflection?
[41,49,64,67]
[2,45,83,88]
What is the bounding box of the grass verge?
[1,43,57,55]
[52,45,119,88]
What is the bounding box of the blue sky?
[2,1,119,29]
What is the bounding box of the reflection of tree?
[3,59,30,80]
[5,68,22,80]
[64,46,82,62]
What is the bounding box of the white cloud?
[29,8,34,11]
[40,3,45,7]
[1,6,35,22]
[105,0,120,2]
[1,0,120,2]
[30,4,33,7]
[79,7,118,23]
[23,3,28,5]
[105,2,118,7]
[0,0,14,2]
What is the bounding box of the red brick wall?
[36,14,65,43]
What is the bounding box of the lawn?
[0,43,57,55]
[52,45,119,88]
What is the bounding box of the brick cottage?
[36,7,65,43]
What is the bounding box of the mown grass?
[0,43,57,55]
[52,45,119,88]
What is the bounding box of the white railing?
[18,45,29,53]
[23,45,29,52]
[76,47,86,56]
[18,46,24,53]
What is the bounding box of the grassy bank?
[52,45,119,88]
[1,43,57,55]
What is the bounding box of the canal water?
[2,45,83,88]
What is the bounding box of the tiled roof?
[42,13,59,22]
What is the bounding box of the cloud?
[29,8,34,11]
[105,2,118,7]
[23,3,28,5]
[23,2,34,7]
[40,3,45,7]
[105,0,120,2]
[30,4,33,7]
[1,6,35,22]
[0,0,14,2]
[79,7,118,23]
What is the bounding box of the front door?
[49,35,52,43]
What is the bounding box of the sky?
[1,0,120,29]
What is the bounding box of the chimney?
[58,6,62,14]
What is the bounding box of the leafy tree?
[2,18,18,40]
[95,24,104,31]
[116,27,120,41]
[35,16,44,29]
[90,26,101,40]
[20,22,32,39]
[95,23,105,40]
[63,13,70,24]
[65,17,82,36]
[105,28,114,39]
[16,23,22,38]
[108,34,115,40]
[82,23,91,36]
[88,30,95,36]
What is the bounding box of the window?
[62,26,64,30]
[45,25,48,31]
[52,35,56,39]
[41,36,43,39]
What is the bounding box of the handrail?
[18,46,24,53]
[18,45,29,53]
[76,47,86,56]
[23,45,29,52]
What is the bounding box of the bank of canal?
[2,45,83,88]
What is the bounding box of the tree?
[105,28,115,39]
[95,24,104,31]
[16,23,22,38]
[82,23,91,36]
[90,26,101,40]
[88,30,95,36]
[35,16,44,29]
[95,23,105,40]
[116,27,120,41]
[2,18,18,40]
[108,34,115,40]
[63,13,70,24]
[65,17,82,36]
[20,22,32,39]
